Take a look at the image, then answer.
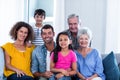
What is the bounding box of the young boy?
[32,9,46,46]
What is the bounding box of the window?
[28,0,65,38]
[28,0,54,25]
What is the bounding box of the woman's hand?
[86,77,94,80]
[15,69,25,77]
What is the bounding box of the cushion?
[102,51,120,80]
[118,63,120,70]
[118,63,120,79]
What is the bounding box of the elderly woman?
[75,27,105,80]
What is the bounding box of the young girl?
[49,32,77,80]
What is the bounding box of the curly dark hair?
[9,21,34,42]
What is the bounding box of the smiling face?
[68,17,79,33]
[58,34,71,49]
[16,27,28,42]
[78,34,91,48]
[41,28,54,44]
[34,14,45,25]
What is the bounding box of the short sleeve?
[71,50,77,62]
[50,52,54,61]
[2,42,13,56]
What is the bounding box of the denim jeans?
[49,74,71,80]
[7,73,34,80]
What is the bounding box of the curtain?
[105,0,120,53]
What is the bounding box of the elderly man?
[64,14,81,50]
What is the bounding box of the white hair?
[77,27,93,40]
[67,14,81,24]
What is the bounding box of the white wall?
[0,0,26,46]
[54,0,65,38]
[64,0,107,53]
[1,0,119,54]
[105,0,120,53]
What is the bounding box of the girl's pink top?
[51,50,77,70]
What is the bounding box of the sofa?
[101,52,120,80]
[101,53,120,64]
[2,51,120,80]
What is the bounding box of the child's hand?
[61,69,69,76]
[66,68,71,72]
[55,73,64,79]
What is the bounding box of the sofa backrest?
[101,53,120,64]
